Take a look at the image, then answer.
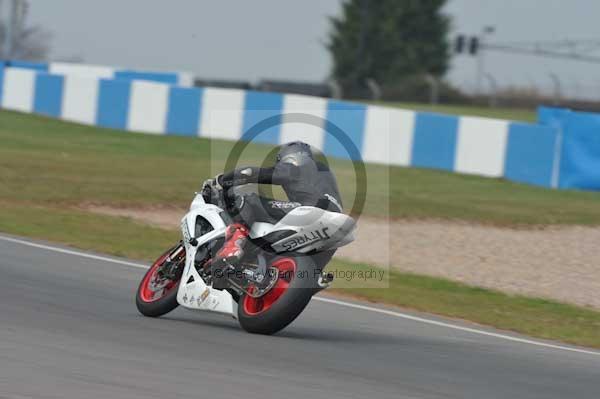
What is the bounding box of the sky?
[9,0,600,99]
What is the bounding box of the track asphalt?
[1,236,599,399]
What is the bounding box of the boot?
[214,223,249,266]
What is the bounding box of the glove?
[201,178,216,191]
[201,179,215,202]
[213,174,224,190]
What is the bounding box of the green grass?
[2,110,600,348]
[0,202,179,260]
[2,110,600,226]
[370,101,537,122]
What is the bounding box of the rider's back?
[274,159,343,212]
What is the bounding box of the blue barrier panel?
[504,123,558,187]
[242,91,284,145]
[115,70,179,85]
[33,73,64,117]
[558,111,600,190]
[166,87,203,136]
[8,60,48,71]
[0,62,5,104]
[322,100,367,160]
[538,106,571,127]
[411,112,458,171]
[96,79,131,130]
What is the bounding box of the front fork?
[157,243,186,280]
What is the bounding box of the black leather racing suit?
[219,159,343,226]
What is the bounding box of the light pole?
[0,0,6,57]
[484,73,498,107]
[549,73,562,106]
[476,26,496,95]
[4,0,27,59]
[5,0,18,59]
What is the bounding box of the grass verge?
[329,260,600,349]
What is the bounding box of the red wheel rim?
[243,258,297,316]
[139,250,181,303]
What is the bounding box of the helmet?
[276,141,314,167]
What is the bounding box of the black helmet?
[276,141,314,166]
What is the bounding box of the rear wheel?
[136,244,185,317]
[237,256,319,335]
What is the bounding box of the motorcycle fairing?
[250,206,356,254]
[176,195,237,317]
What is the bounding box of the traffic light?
[455,35,481,56]
[469,37,480,55]
[455,35,466,54]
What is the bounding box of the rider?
[212,141,343,266]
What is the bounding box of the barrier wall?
[0,64,561,188]
[1,60,194,87]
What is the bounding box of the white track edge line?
[1,234,599,358]
[0,235,148,269]
[314,297,600,357]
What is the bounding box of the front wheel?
[136,244,185,318]
[237,256,320,335]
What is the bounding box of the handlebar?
[200,179,221,205]
[201,178,234,211]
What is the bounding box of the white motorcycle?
[136,180,356,335]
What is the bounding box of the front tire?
[237,256,320,335]
[136,245,184,318]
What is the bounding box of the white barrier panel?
[280,94,327,150]
[50,62,115,80]
[1,68,36,112]
[61,75,99,125]
[362,106,415,166]
[200,88,245,140]
[455,117,509,177]
[127,81,169,134]
[178,72,195,88]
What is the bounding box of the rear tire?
[237,256,320,335]
[136,245,184,318]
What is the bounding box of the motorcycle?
[135,179,356,335]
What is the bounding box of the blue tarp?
[539,106,600,190]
